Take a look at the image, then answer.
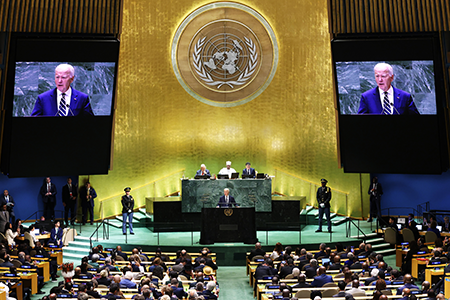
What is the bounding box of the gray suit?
[0,210,10,233]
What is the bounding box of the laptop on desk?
[230,172,239,179]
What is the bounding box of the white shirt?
[218,167,237,178]
[57,87,72,116]
[378,86,393,114]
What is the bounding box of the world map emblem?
[172,2,278,107]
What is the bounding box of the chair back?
[251,255,264,262]
[295,290,310,298]
[11,259,21,268]
[425,231,438,243]
[384,227,397,245]
[115,255,125,261]
[322,288,339,297]
[381,289,392,295]
[323,282,337,287]
[24,232,35,248]
[402,228,415,243]
[285,274,294,279]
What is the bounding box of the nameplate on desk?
[219,224,238,231]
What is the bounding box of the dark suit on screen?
[243,168,256,178]
[31,88,94,116]
[62,183,78,225]
[358,87,419,115]
[216,195,238,208]
[40,182,57,220]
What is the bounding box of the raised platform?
[55,210,392,266]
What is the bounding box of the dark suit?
[358,87,419,115]
[40,182,57,220]
[48,227,63,247]
[305,266,317,278]
[279,265,295,279]
[317,186,332,231]
[0,195,15,224]
[368,182,383,220]
[292,282,310,288]
[243,167,256,178]
[0,210,9,233]
[62,183,78,225]
[249,248,266,260]
[79,186,97,224]
[216,195,238,208]
[195,169,211,177]
[31,88,94,116]
[310,273,333,287]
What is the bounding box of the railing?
[89,219,110,249]
[97,169,185,221]
[417,201,430,219]
[346,219,367,242]
[381,207,418,219]
[273,168,351,217]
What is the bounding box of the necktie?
[382,92,391,115]
[58,93,67,116]
[48,184,51,192]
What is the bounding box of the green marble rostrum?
[181,179,272,213]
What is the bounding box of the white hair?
[224,188,230,192]
[292,267,300,276]
[374,63,393,76]
[56,64,75,77]
[371,268,379,277]
[200,164,206,168]
[206,281,215,291]
[124,271,133,280]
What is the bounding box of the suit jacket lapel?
[374,87,383,114]
[52,89,58,115]
[69,88,77,116]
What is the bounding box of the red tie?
[202,172,204,175]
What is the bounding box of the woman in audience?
[293,247,301,260]
[375,279,387,293]
[13,219,23,235]
[97,269,112,286]
[408,220,421,241]
[428,221,441,239]
[270,242,284,260]
[4,222,18,246]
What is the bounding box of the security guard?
[121,187,135,235]
[316,179,332,233]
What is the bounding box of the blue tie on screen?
[382,92,391,115]
[58,93,67,116]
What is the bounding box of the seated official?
[310,266,333,287]
[48,220,63,247]
[218,161,237,178]
[427,220,441,239]
[216,188,239,208]
[195,164,211,178]
[242,162,256,178]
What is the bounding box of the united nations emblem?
[224,208,233,216]
[172,2,278,107]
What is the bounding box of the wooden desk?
[20,272,38,294]
[411,258,429,279]
[425,268,444,284]
[9,281,23,300]
[0,290,6,300]
[36,262,50,282]
[50,251,63,265]
[396,248,407,267]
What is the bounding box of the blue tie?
[58,93,67,116]
[382,92,391,115]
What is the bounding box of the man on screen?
[31,64,94,117]
[357,63,419,115]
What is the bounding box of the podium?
[200,207,257,244]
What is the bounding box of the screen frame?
[331,34,449,174]
[1,33,120,177]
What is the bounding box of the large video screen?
[332,36,448,174]
[13,62,115,117]
[1,36,120,177]
[337,60,436,115]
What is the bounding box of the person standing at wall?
[121,187,134,235]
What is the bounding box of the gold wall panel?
[84,0,370,220]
